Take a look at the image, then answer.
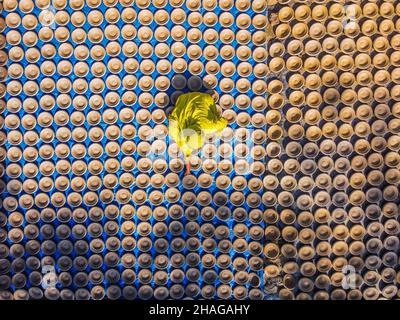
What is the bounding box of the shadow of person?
[165,73,216,118]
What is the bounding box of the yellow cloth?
[168,92,228,158]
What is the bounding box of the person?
[168,92,227,174]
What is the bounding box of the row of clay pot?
[3,0,268,13]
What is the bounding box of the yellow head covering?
[168,92,228,159]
